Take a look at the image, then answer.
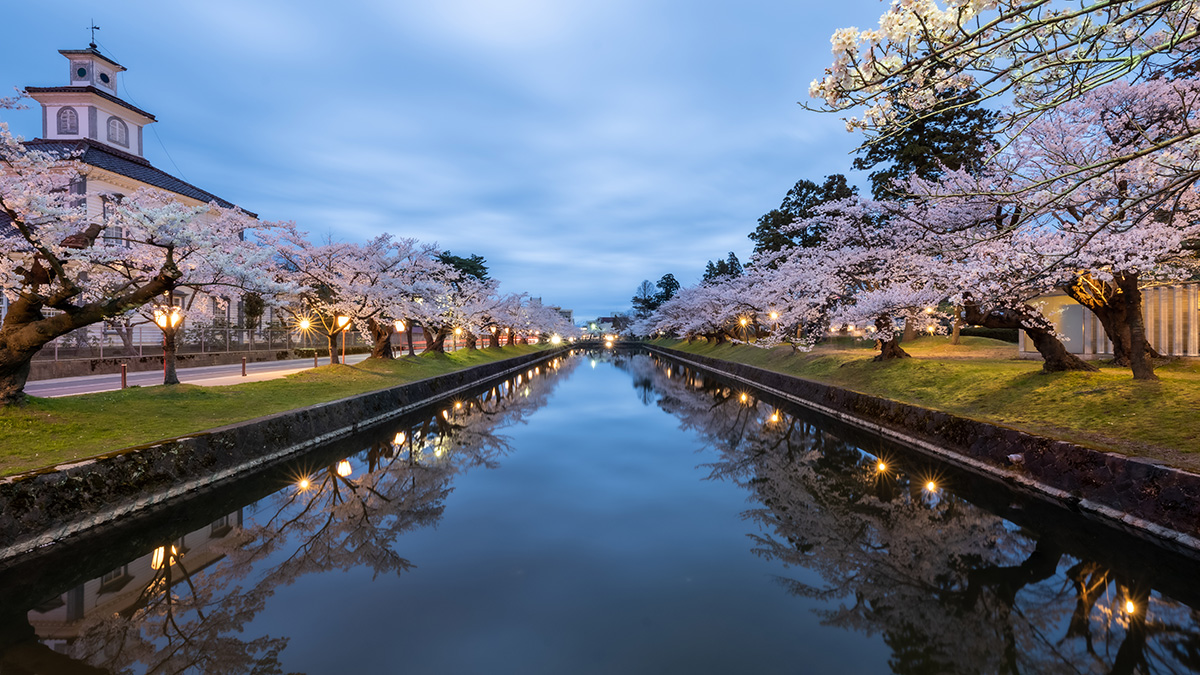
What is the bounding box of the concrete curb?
[645,345,1200,556]
[0,348,566,562]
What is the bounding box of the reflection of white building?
[28,509,242,651]
[1019,282,1200,359]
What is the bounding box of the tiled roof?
[23,138,250,214]
[25,86,157,121]
[59,47,125,71]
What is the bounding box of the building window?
[102,194,129,247]
[98,565,133,594]
[107,117,129,147]
[57,107,79,134]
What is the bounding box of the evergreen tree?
[749,175,858,256]
[852,90,997,200]
[654,273,680,305]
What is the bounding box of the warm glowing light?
[739,317,748,326]
[393,432,406,445]
[491,326,497,333]
[393,319,406,333]
[925,480,937,492]
[336,460,352,477]
[336,315,351,329]
[151,545,178,570]
[455,401,462,409]
[740,393,748,403]
[297,476,312,491]
[441,409,449,419]
[769,312,779,320]
[153,307,183,329]
[1125,600,1136,614]
[605,340,613,348]
[877,461,887,472]
[769,413,779,423]
[454,327,462,335]
[298,318,312,331]
[550,334,562,345]
[927,325,936,334]
[925,306,935,314]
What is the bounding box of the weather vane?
[88,20,100,48]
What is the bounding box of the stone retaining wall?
[0,348,565,561]
[646,345,1200,551]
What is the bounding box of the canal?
[1,349,1198,673]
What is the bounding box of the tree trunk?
[488,330,501,348]
[327,331,340,365]
[423,329,447,353]
[0,353,34,406]
[961,298,1097,373]
[163,325,180,385]
[1114,272,1158,380]
[466,333,478,350]
[873,317,911,361]
[118,324,137,356]
[1063,274,1161,367]
[406,327,416,356]
[366,318,395,359]
[0,268,179,406]
[950,306,962,345]
[901,317,918,344]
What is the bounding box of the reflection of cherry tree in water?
[52,356,577,674]
[629,354,1200,675]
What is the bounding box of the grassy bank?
[0,345,548,476]
[654,337,1200,472]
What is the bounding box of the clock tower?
[26,44,157,157]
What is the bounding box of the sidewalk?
[25,353,371,398]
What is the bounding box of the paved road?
[25,353,371,398]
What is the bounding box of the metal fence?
[31,325,370,362]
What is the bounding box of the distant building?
[1020,282,1200,359]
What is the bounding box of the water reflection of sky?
[5,351,1199,674]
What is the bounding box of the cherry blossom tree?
[901,77,1200,378]
[0,112,286,401]
[811,0,1200,187]
[266,229,449,363]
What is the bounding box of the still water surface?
[2,350,1199,674]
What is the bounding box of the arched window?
[107,117,129,147]
[57,107,78,134]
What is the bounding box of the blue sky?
[0,0,886,320]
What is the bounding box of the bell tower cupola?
[26,43,157,158]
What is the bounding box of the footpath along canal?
[0,348,1197,673]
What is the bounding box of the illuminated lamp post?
[153,305,184,385]
[739,316,749,342]
[336,315,351,364]
[393,319,406,358]
[453,326,462,352]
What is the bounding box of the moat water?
[1,349,1198,674]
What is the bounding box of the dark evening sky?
[1,0,888,319]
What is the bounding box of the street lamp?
[153,305,184,382]
[739,316,749,342]
[454,326,462,351]
[336,315,351,363]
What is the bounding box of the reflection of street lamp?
[336,460,352,477]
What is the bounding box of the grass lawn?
[654,336,1200,472]
[0,345,548,476]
